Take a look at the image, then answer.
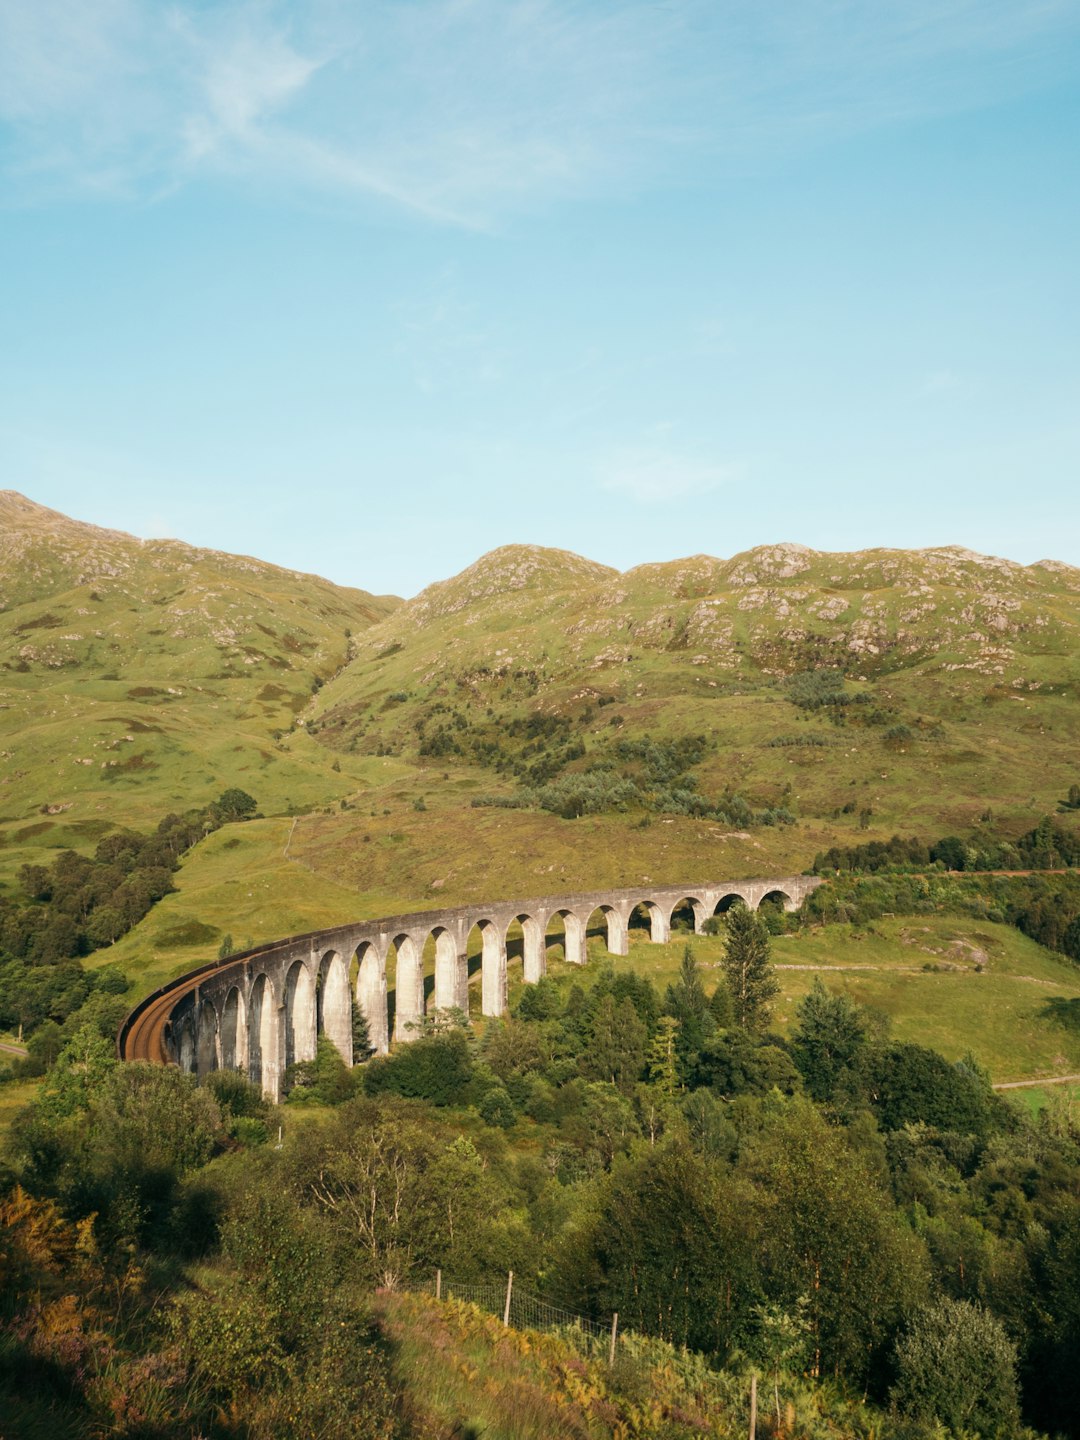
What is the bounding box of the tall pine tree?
[722,905,778,1032]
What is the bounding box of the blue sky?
[2,0,1079,597]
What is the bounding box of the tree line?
[798,866,1080,964]
[0,789,258,1068]
[4,904,1078,1438]
[812,814,1080,876]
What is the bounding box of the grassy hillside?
[6,506,1080,896]
[306,541,1080,853]
[540,914,1080,1086]
[4,499,1080,1058]
[377,1290,825,1440]
[0,491,399,880]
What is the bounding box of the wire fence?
[436,1271,616,1355]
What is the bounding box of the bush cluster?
[0,790,258,1047]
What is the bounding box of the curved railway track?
[116,929,328,1064]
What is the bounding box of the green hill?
[0,491,399,873]
[308,539,1080,838]
[3,498,1080,1048]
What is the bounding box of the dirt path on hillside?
[993,1074,1080,1091]
[0,1041,27,1058]
[775,962,929,974]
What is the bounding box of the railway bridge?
[118,874,822,1101]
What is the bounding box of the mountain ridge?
[2,491,1079,932]
[0,490,401,611]
[1,491,1079,1012]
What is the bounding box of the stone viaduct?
[118,875,822,1102]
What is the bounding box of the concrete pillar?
[221,986,248,1071]
[563,912,586,965]
[481,925,507,1017]
[178,1015,196,1074]
[604,909,629,957]
[649,905,670,944]
[456,949,470,1011]
[433,931,463,1013]
[248,976,281,1100]
[320,952,353,1065]
[285,961,317,1069]
[522,916,545,984]
[357,945,389,1054]
[394,935,425,1042]
[672,899,707,935]
[196,998,219,1077]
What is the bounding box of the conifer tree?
[709,978,734,1028]
[721,906,778,1032]
[647,1015,681,1099]
[663,944,714,1074]
[580,994,647,1087]
[791,978,866,1101]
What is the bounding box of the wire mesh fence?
[437,1272,615,1353]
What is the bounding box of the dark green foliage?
[8,1044,224,1244]
[721,906,778,1032]
[353,1003,373,1058]
[212,787,258,822]
[792,978,868,1102]
[283,1097,519,1286]
[663,944,714,1077]
[814,815,1080,876]
[204,1067,271,1123]
[801,868,1080,964]
[1043,995,1080,1032]
[696,1031,801,1097]
[556,1136,752,1354]
[517,975,563,1020]
[708,978,734,1027]
[0,957,91,1033]
[363,1031,473,1106]
[285,1035,358,1105]
[478,1085,516,1127]
[1025,1199,1080,1435]
[891,1297,1021,1437]
[744,1100,929,1383]
[416,710,792,825]
[0,791,259,1045]
[866,1043,996,1136]
[787,669,861,709]
[578,994,647,1087]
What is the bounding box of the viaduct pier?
[118,875,822,1101]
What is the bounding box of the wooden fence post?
[749,1372,757,1440]
[609,1312,619,1367]
[436,1269,442,1301]
[503,1270,514,1327]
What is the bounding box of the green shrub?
[478,1085,515,1128]
[362,1031,473,1106]
[891,1297,1021,1437]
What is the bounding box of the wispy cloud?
[1,1,1078,222]
[178,19,323,163]
[598,442,741,503]
[918,368,974,399]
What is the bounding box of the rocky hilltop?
[0,492,398,831]
[2,497,1079,908]
[312,537,1080,738]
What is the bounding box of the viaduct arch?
[118,875,822,1101]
